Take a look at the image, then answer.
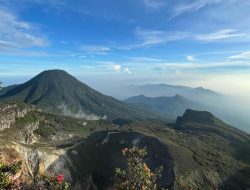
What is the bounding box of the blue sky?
[0,0,250,96]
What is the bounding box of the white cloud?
[91,61,133,74]
[122,28,248,49]
[158,61,250,71]
[228,51,250,60]
[173,0,223,18]
[120,57,250,73]
[134,27,189,45]
[124,68,132,74]
[144,0,166,10]
[92,57,250,77]
[195,29,245,42]
[80,45,110,55]
[113,64,122,72]
[143,0,223,14]
[186,55,196,62]
[0,47,49,57]
[129,57,168,63]
[0,8,49,50]
[79,55,87,59]
[0,0,66,10]
[121,27,189,49]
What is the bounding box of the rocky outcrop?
[0,103,34,131]
[5,143,75,182]
[19,121,39,144]
[175,109,216,127]
[0,103,41,144]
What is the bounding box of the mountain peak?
[184,109,214,121]
[173,94,183,99]
[21,69,87,93]
[195,87,205,90]
[41,69,67,74]
[175,109,218,128]
[0,70,150,120]
[35,69,75,82]
[193,87,218,95]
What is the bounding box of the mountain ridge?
[0,70,153,120]
[125,94,205,119]
[175,109,250,142]
[125,84,220,99]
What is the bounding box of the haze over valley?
[0,0,250,190]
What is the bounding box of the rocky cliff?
[0,103,34,131]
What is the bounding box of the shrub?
[0,161,22,189]
[114,147,163,190]
[34,173,71,190]
[0,161,70,190]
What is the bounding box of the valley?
[0,72,250,189]
[1,1,249,189]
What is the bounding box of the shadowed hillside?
[0,70,153,120]
[66,131,174,189]
[125,95,205,119]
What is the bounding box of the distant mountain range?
[122,84,250,133]
[0,70,153,120]
[125,95,206,119]
[1,70,249,132]
[122,84,221,104]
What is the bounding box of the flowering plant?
[0,161,22,190]
[57,174,65,184]
[115,147,163,190]
[35,173,70,190]
[0,159,71,190]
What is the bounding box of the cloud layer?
[0,8,48,50]
[0,0,250,97]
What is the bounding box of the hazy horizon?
[0,0,250,99]
[1,2,250,189]
[1,70,250,99]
